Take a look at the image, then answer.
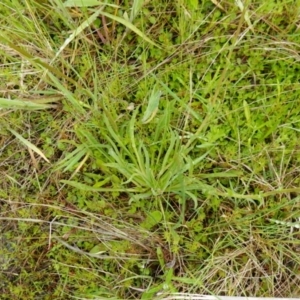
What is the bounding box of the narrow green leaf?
[243,100,251,125]
[100,10,161,48]
[8,129,50,163]
[129,108,146,175]
[269,218,300,229]
[55,146,88,172]
[199,170,243,178]
[47,72,85,113]
[156,246,165,268]
[61,180,137,192]
[51,6,105,63]
[0,98,54,110]
[130,0,145,21]
[63,0,119,8]
[0,34,79,86]
[141,283,164,300]
[142,88,161,124]
[63,0,104,6]
[185,191,198,209]
[235,0,254,33]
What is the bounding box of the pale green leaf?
[243,100,251,125]
[156,246,165,268]
[63,0,119,8]
[130,0,145,21]
[144,210,162,229]
[199,170,243,178]
[60,180,136,192]
[55,146,88,172]
[8,129,50,163]
[64,0,102,6]
[100,10,160,48]
[89,244,107,254]
[141,88,161,124]
[269,218,300,229]
[0,98,55,110]
[52,6,105,63]
[235,0,254,33]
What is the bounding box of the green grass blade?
[141,87,161,124]
[0,34,79,86]
[47,72,85,114]
[8,129,50,163]
[99,10,161,48]
[130,0,145,22]
[0,98,55,110]
[129,108,145,172]
[63,0,119,8]
[55,145,88,172]
[60,180,135,192]
[51,6,105,63]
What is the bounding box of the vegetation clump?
[1,0,300,298]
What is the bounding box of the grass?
[1,0,300,298]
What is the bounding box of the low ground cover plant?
[1,0,300,298]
